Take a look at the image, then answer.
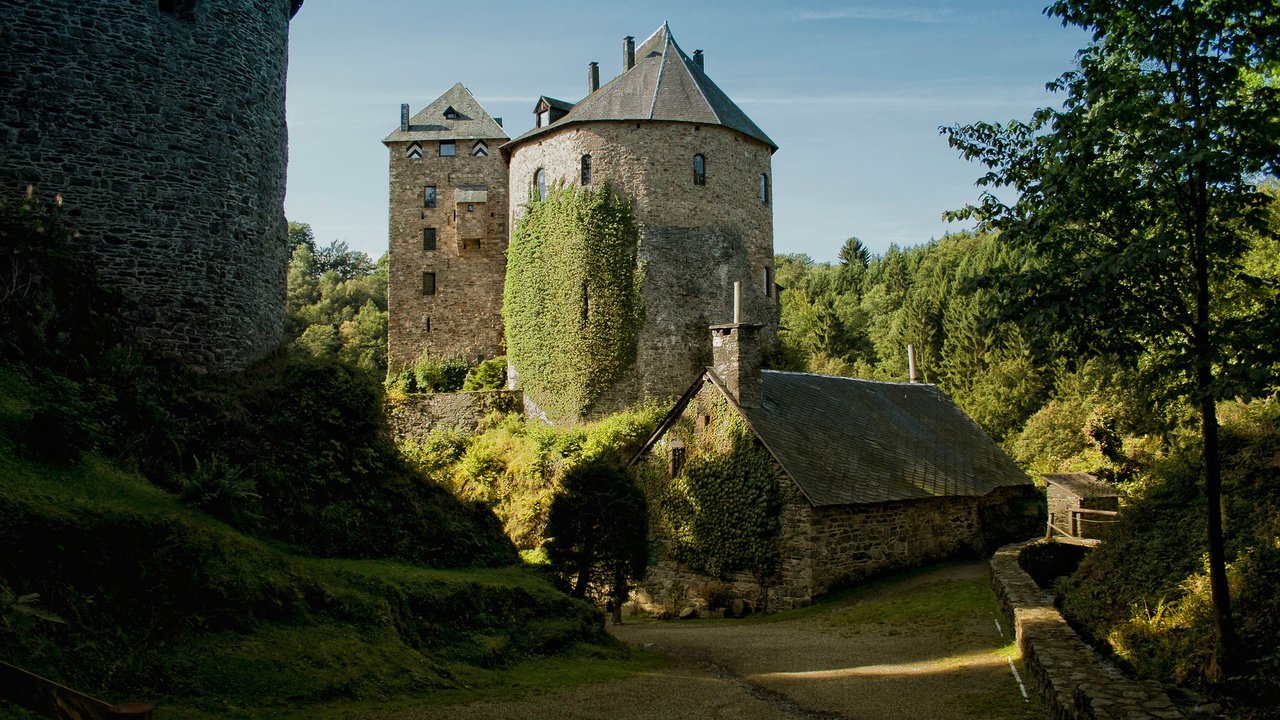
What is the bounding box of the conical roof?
[383,82,508,144]
[504,23,775,153]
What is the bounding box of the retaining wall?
[386,390,521,443]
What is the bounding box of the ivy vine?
[639,394,783,577]
[503,181,644,423]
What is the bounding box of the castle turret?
[502,23,779,422]
[383,83,510,368]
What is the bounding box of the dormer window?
[471,140,489,157]
[537,110,550,128]
[693,154,706,186]
[443,106,459,120]
[440,141,456,157]
[405,142,423,160]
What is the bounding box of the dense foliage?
[503,181,644,423]
[545,460,648,608]
[634,395,784,579]
[400,406,664,554]
[285,222,389,377]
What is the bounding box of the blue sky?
[283,1,1087,263]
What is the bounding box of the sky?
[283,1,1088,264]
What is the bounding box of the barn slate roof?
[692,370,1030,507]
[1042,472,1119,498]
[503,23,776,153]
[383,83,509,144]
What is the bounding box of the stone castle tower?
[383,83,510,369]
[0,0,303,371]
[503,24,779,417]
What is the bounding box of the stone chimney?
[623,36,635,71]
[588,61,600,92]
[710,281,764,408]
[400,103,409,132]
[693,49,703,70]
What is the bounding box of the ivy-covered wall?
[503,182,644,424]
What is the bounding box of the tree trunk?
[1191,178,1238,681]
[572,539,594,599]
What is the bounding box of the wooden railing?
[0,661,152,720]
[1046,508,1119,543]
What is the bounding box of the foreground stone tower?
[0,0,303,371]
[503,23,779,418]
[383,84,510,368]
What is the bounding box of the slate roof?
[504,23,776,153]
[383,83,509,144]
[1043,472,1119,498]
[710,370,1030,507]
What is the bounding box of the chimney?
[907,344,917,383]
[710,281,764,408]
[693,49,703,70]
[623,36,635,71]
[400,103,409,132]
[588,61,600,92]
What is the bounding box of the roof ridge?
[680,45,720,125]
[761,369,934,387]
[648,30,671,119]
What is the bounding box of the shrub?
[463,356,508,391]
[386,352,470,394]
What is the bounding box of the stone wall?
[386,390,521,443]
[506,121,778,419]
[0,0,298,371]
[991,540,1184,720]
[386,135,509,369]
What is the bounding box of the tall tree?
[943,0,1280,678]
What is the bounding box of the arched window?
[581,155,592,185]
[760,173,770,204]
[534,169,546,200]
[693,154,706,186]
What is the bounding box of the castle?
[0,0,301,371]
[385,24,780,420]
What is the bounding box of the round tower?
[0,0,303,371]
[503,24,779,419]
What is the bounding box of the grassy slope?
[0,368,646,719]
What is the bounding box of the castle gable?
[384,82,508,144]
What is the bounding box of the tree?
[287,221,316,255]
[544,460,648,621]
[943,0,1280,678]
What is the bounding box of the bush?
[386,352,471,394]
[463,356,508,391]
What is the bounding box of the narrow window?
[422,227,436,251]
[581,154,592,185]
[424,185,436,208]
[471,140,489,157]
[670,442,687,477]
[423,317,431,333]
[534,169,546,200]
[440,141,456,157]
[693,154,706,186]
[760,173,769,204]
[405,142,423,160]
[762,266,774,297]
[422,272,436,296]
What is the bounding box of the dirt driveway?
[400,562,1046,720]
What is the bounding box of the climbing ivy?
[503,181,644,423]
[639,394,783,577]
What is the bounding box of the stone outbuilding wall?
[506,121,779,418]
[0,0,300,371]
[386,390,521,443]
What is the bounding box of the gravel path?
[398,562,1046,720]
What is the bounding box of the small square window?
[422,272,436,296]
[440,142,456,157]
[424,185,436,208]
[423,227,436,251]
[467,204,475,212]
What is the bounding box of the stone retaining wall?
[990,540,1184,719]
[386,390,521,443]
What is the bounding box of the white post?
[907,344,917,383]
[733,281,742,324]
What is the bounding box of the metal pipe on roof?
[908,344,917,383]
[623,36,635,71]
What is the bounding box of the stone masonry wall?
[386,136,509,369]
[507,121,778,418]
[386,390,522,444]
[0,0,296,371]
[991,540,1184,719]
